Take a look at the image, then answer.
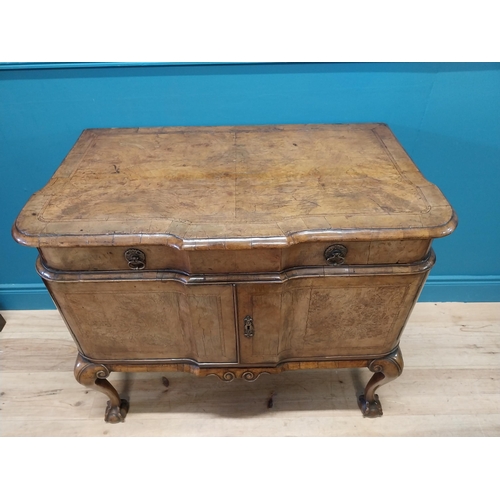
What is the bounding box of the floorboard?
[1,303,499,436]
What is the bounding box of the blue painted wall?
[1,62,499,308]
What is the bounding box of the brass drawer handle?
[243,315,255,338]
[324,244,348,266]
[124,248,146,270]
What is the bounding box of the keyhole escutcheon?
[244,315,255,338]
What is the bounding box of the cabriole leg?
[358,347,404,418]
[74,354,129,423]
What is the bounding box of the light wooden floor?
[1,303,499,436]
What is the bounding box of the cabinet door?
[236,274,425,364]
[48,280,237,363]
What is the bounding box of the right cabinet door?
[236,274,426,364]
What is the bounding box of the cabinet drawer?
[40,246,191,273]
[40,238,430,274]
[281,240,431,267]
[40,246,284,273]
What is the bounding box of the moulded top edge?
[12,210,458,249]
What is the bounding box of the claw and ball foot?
[358,347,404,418]
[74,354,129,423]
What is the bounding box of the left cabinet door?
[46,280,237,363]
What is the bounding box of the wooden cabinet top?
[13,124,457,249]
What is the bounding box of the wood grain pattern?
[43,268,427,365]
[48,280,237,363]
[236,274,426,363]
[12,124,457,250]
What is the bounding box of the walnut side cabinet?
[13,124,457,422]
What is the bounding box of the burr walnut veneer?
[13,124,457,422]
